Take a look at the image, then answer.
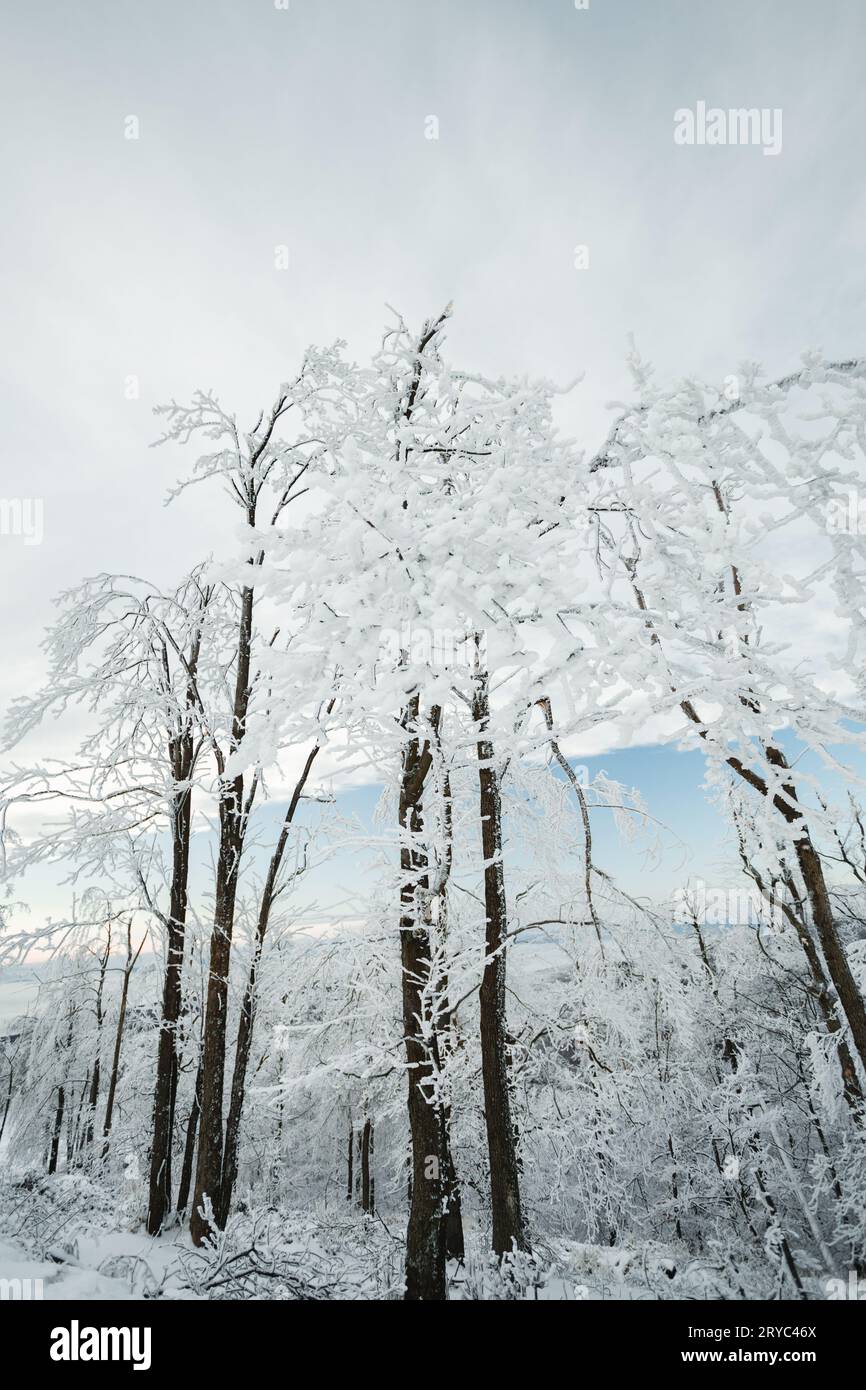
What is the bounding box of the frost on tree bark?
[48,1083,66,1176]
[151,385,315,1247]
[428,766,465,1259]
[628,560,866,1092]
[734,829,863,1114]
[183,386,316,1244]
[685,698,866,1085]
[147,689,198,1230]
[360,1117,374,1215]
[47,1013,74,1175]
[216,876,267,1229]
[0,1046,15,1150]
[788,812,866,1085]
[471,664,528,1257]
[400,695,448,1301]
[217,727,327,1227]
[189,769,246,1243]
[710,478,866,1089]
[102,922,143,1162]
[190,576,254,1247]
[391,314,466,1293]
[176,1052,203,1215]
[84,932,110,1153]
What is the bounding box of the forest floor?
[0,1166,736,1301]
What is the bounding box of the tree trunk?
[0,1056,13,1148]
[176,1054,203,1214]
[189,571,258,1247]
[793,830,866,1078]
[217,728,328,1227]
[85,1056,100,1152]
[48,1014,73,1175]
[70,1075,88,1167]
[216,922,255,1231]
[631,566,866,1087]
[428,766,465,1260]
[48,1084,65,1175]
[400,696,448,1301]
[84,934,109,1154]
[700,483,866,1080]
[713,724,866,1079]
[102,927,141,1161]
[147,767,194,1233]
[189,786,244,1243]
[361,1117,374,1215]
[472,664,528,1257]
[440,1118,464,1259]
[741,851,863,1115]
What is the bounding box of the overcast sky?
[2,0,865,917]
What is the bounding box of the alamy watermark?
[826,490,866,535]
[826,1270,866,1300]
[674,879,786,933]
[379,623,485,670]
[0,497,43,546]
[50,1320,152,1371]
[674,102,782,157]
[0,1276,43,1300]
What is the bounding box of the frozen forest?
[2,311,866,1301]
[2,1,866,1316]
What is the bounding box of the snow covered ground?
[0,1167,756,1301]
[0,1238,138,1300]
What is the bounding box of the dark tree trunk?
[84,935,110,1153]
[102,926,141,1161]
[472,665,528,1257]
[48,1084,65,1176]
[70,1075,88,1167]
[795,920,863,1112]
[176,1054,203,1214]
[395,315,462,1297]
[48,1014,74,1175]
[440,1119,464,1259]
[217,729,328,1227]
[361,1118,374,1215]
[85,1057,100,1151]
[400,696,448,1301]
[793,831,866,1078]
[346,1122,354,1203]
[189,784,244,1242]
[430,770,464,1260]
[147,767,194,1233]
[191,579,255,1246]
[185,398,314,1239]
[215,920,256,1231]
[0,1056,13,1148]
